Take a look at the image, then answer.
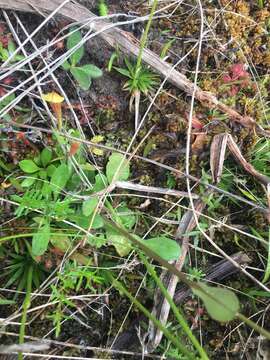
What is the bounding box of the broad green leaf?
[87,234,107,248]
[92,173,108,192]
[50,163,70,198]
[116,206,136,229]
[82,197,99,216]
[62,60,71,70]
[41,148,52,167]
[70,67,92,90]
[73,213,104,229]
[192,282,239,322]
[50,235,71,252]
[47,164,56,177]
[81,64,103,79]
[143,237,181,261]
[21,177,36,187]
[19,160,40,173]
[106,227,132,257]
[106,153,130,184]
[67,29,84,66]
[32,222,51,256]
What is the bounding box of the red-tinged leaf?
[222,74,232,83]
[192,116,204,130]
[69,142,80,156]
[230,63,249,80]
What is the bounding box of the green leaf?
[50,235,71,252]
[41,148,52,167]
[47,164,56,177]
[116,206,136,229]
[262,229,270,283]
[70,67,92,90]
[80,64,103,79]
[19,160,40,173]
[106,227,132,257]
[92,173,108,192]
[67,29,84,66]
[21,177,36,188]
[106,153,130,183]
[73,213,104,229]
[82,197,99,216]
[32,222,51,256]
[143,237,181,261]
[192,282,239,322]
[0,298,15,305]
[114,67,132,78]
[50,163,70,198]
[62,60,71,70]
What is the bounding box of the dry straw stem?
[0,0,269,137]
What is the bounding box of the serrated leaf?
[70,67,92,90]
[32,222,50,256]
[106,153,130,184]
[41,148,52,167]
[143,237,181,261]
[192,282,239,322]
[19,160,40,173]
[82,197,99,216]
[81,64,103,79]
[67,29,84,66]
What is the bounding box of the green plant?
[0,39,24,63]
[47,260,105,337]
[114,0,159,129]
[98,0,108,16]
[62,29,103,90]
[1,240,47,294]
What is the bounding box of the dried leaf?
[210,133,228,184]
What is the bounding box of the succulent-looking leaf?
[82,197,99,217]
[32,222,50,256]
[19,160,40,173]
[106,153,130,184]
[143,237,181,261]
[192,282,239,322]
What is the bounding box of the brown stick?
[0,0,269,136]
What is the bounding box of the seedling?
[62,29,103,90]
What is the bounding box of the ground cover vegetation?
[0,0,270,359]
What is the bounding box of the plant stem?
[18,265,33,360]
[237,313,270,340]
[140,253,209,359]
[109,274,195,359]
[133,0,158,87]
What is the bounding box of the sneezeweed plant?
[62,29,103,90]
